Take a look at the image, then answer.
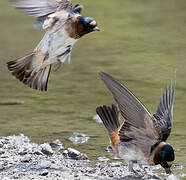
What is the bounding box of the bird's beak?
[164,167,171,174]
[92,26,100,31]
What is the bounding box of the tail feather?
[27,65,51,91]
[96,104,120,152]
[7,53,34,80]
[96,104,120,135]
[7,53,51,91]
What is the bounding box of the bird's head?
[75,16,99,38]
[160,144,175,174]
[156,144,175,174]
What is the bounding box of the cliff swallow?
[7,0,99,91]
[96,72,176,174]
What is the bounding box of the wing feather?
[12,0,59,17]
[153,73,176,141]
[99,72,161,156]
[12,0,83,29]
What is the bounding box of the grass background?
[0,0,186,176]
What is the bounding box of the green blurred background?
[0,0,186,177]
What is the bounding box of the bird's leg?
[128,161,141,175]
[128,161,134,172]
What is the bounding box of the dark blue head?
[77,16,100,32]
[161,144,175,162]
[160,144,175,174]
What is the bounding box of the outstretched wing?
[153,73,176,141]
[12,0,74,29]
[99,72,162,156]
[12,0,72,17]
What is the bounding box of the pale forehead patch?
[90,20,96,26]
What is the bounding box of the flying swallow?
[96,72,176,174]
[7,0,99,91]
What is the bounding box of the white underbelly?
[118,143,147,164]
[36,27,77,60]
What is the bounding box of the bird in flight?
[7,0,99,91]
[96,72,176,174]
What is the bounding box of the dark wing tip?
[99,71,108,77]
[99,72,113,82]
[154,71,177,141]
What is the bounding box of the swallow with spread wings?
[7,0,99,91]
[96,72,176,174]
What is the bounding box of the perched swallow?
[7,0,99,91]
[96,72,176,174]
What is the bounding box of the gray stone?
[39,160,52,169]
[34,150,44,155]
[20,155,31,163]
[49,139,64,151]
[0,148,5,155]
[63,148,88,160]
[98,156,109,162]
[0,141,4,148]
[40,143,54,156]
[39,169,49,176]
[110,161,122,167]
[18,148,27,155]
[69,132,90,144]
[174,164,183,170]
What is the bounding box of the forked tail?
[7,53,51,91]
[96,104,120,151]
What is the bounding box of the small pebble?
[0,149,5,155]
[39,160,52,169]
[40,143,54,156]
[50,139,64,151]
[174,164,183,170]
[63,148,88,160]
[39,169,49,176]
[20,155,31,163]
[97,156,109,162]
[69,132,90,144]
[110,161,122,167]
[0,141,4,148]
